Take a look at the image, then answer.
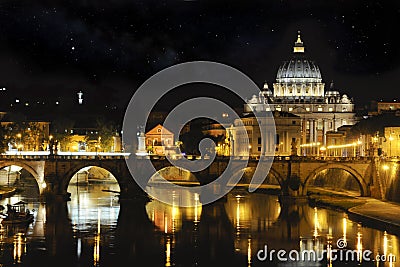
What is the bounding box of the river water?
[0,182,399,267]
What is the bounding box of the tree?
[51,118,75,151]
[349,113,400,139]
[92,118,117,152]
[179,119,212,155]
[0,125,8,153]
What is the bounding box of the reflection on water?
[67,181,120,267]
[0,181,399,266]
[145,191,201,234]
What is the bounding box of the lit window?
[328,107,333,112]
[306,107,310,112]
[276,107,281,111]
[289,107,293,111]
[317,107,323,112]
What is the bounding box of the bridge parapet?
[0,153,381,202]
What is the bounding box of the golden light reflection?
[13,233,26,264]
[165,237,171,267]
[225,193,283,256]
[326,229,333,267]
[313,207,319,237]
[194,193,200,223]
[247,238,252,266]
[343,217,347,242]
[384,231,388,256]
[357,227,363,263]
[146,196,202,234]
[382,231,396,267]
[171,205,179,233]
[233,195,246,254]
[305,206,329,237]
[93,208,101,266]
[236,196,241,234]
[225,193,281,256]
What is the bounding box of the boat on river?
[0,201,34,225]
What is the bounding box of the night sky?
[0,0,399,117]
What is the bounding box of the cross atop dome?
[293,30,305,53]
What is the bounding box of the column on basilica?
[302,118,307,154]
[269,131,275,155]
[314,119,319,155]
[322,119,327,146]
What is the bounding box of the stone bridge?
[0,154,383,201]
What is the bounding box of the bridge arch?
[303,163,368,196]
[148,166,199,185]
[61,163,121,194]
[231,166,284,189]
[0,161,42,191]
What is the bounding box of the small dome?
[248,95,258,104]
[341,94,351,104]
[325,81,340,96]
[261,83,272,96]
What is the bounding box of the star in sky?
[0,0,398,112]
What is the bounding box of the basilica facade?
[230,32,357,156]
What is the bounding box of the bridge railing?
[0,152,131,160]
[0,152,374,162]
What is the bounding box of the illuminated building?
[227,111,301,157]
[1,120,50,151]
[244,32,357,155]
[368,100,400,116]
[145,124,175,156]
[383,127,400,157]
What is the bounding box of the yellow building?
[58,134,122,153]
[227,111,301,157]
[383,127,400,157]
[145,124,175,156]
[378,102,400,114]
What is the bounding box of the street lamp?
[17,133,22,151]
[389,135,394,157]
[320,146,326,157]
[357,140,362,157]
[48,135,53,152]
[372,134,379,157]
[291,105,310,156]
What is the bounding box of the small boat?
[0,201,34,225]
